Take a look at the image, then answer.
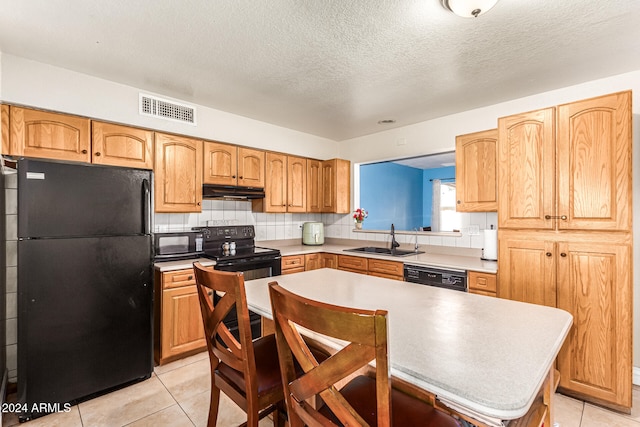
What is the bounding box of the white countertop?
[154,257,216,272]
[262,241,498,274]
[245,268,572,422]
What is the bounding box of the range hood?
[202,184,265,200]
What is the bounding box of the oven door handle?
[214,256,281,269]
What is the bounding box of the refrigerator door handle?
[142,178,151,235]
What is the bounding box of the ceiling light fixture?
[441,0,499,18]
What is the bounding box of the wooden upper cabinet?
[255,152,307,213]
[260,152,288,212]
[0,105,8,155]
[498,91,631,232]
[155,133,203,213]
[322,159,350,214]
[557,91,631,231]
[204,141,265,187]
[455,129,497,212]
[238,147,265,188]
[308,158,350,214]
[203,141,237,185]
[91,121,154,169]
[9,106,91,162]
[287,155,307,212]
[307,159,322,213]
[498,107,555,229]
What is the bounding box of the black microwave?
[154,231,205,261]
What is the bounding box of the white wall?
[0,53,338,160]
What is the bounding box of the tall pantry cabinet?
[497,91,633,412]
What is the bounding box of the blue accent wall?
[422,166,456,229]
[359,163,423,230]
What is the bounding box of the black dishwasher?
[404,265,467,292]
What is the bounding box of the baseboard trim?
[633,366,640,386]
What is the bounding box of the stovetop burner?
[192,225,280,262]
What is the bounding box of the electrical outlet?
[469,225,480,235]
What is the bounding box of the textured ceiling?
[1,1,640,141]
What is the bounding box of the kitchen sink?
[344,246,424,257]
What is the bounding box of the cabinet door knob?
[232,175,236,179]
[545,215,551,220]
[95,152,101,156]
[239,176,243,179]
[560,253,567,257]
[82,149,88,154]
[561,215,567,220]
[457,200,461,204]
[546,252,552,257]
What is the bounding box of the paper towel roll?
[482,229,498,261]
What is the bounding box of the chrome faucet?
[413,228,420,252]
[390,223,400,251]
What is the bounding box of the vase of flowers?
[353,208,367,229]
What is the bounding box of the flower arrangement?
[353,208,368,223]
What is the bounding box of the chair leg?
[207,381,221,427]
[273,401,286,427]
[247,409,259,427]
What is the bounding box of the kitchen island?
[245,268,572,427]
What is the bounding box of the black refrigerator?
[16,158,153,421]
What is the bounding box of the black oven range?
[155,225,281,341]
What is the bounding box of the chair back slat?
[193,263,258,392]
[269,282,391,427]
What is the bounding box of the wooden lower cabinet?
[556,239,632,411]
[154,268,207,365]
[468,271,497,297]
[320,253,338,269]
[498,230,632,411]
[367,258,403,281]
[305,253,321,271]
[337,255,367,274]
[282,254,305,274]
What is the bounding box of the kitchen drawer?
[368,259,403,277]
[162,268,197,290]
[282,266,305,275]
[338,255,368,272]
[468,271,497,293]
[282,255,305,271]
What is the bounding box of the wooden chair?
[193,262,286,427]
[268,282,462,427]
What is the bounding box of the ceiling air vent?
[139,93,197,125]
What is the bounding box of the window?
[432,180,461,232]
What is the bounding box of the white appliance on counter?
[302,222,324,245]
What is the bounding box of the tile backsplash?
[154,200,497,249]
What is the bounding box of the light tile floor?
[2,351,640,427]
